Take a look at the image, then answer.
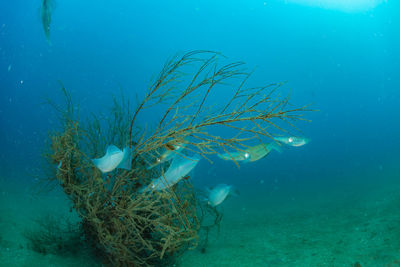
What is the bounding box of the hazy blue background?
[0,0,399,196]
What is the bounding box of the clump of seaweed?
[24,214,85,256]
[44,51,309,266]
[46,104,199,266]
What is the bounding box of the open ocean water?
[1,0,400,266]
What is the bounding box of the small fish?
[217,151,250,162]
[274,136,310,147]
[247,143,282,162]
[218,143,281,163]
[147,141,187,169]
[142,154,200,192]
[206,184,238,207]
[92,145,132,173]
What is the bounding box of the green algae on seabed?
[23,214,86,256]
[0,179,100,266]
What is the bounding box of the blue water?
[1,0,400,265]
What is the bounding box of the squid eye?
[288,137,293,143]
[244,153,249,158]
[156,158,161,162]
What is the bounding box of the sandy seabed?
[1,164,400,267]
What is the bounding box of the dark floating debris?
[41,0,55,42]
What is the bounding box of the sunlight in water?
[284,0,386,12]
